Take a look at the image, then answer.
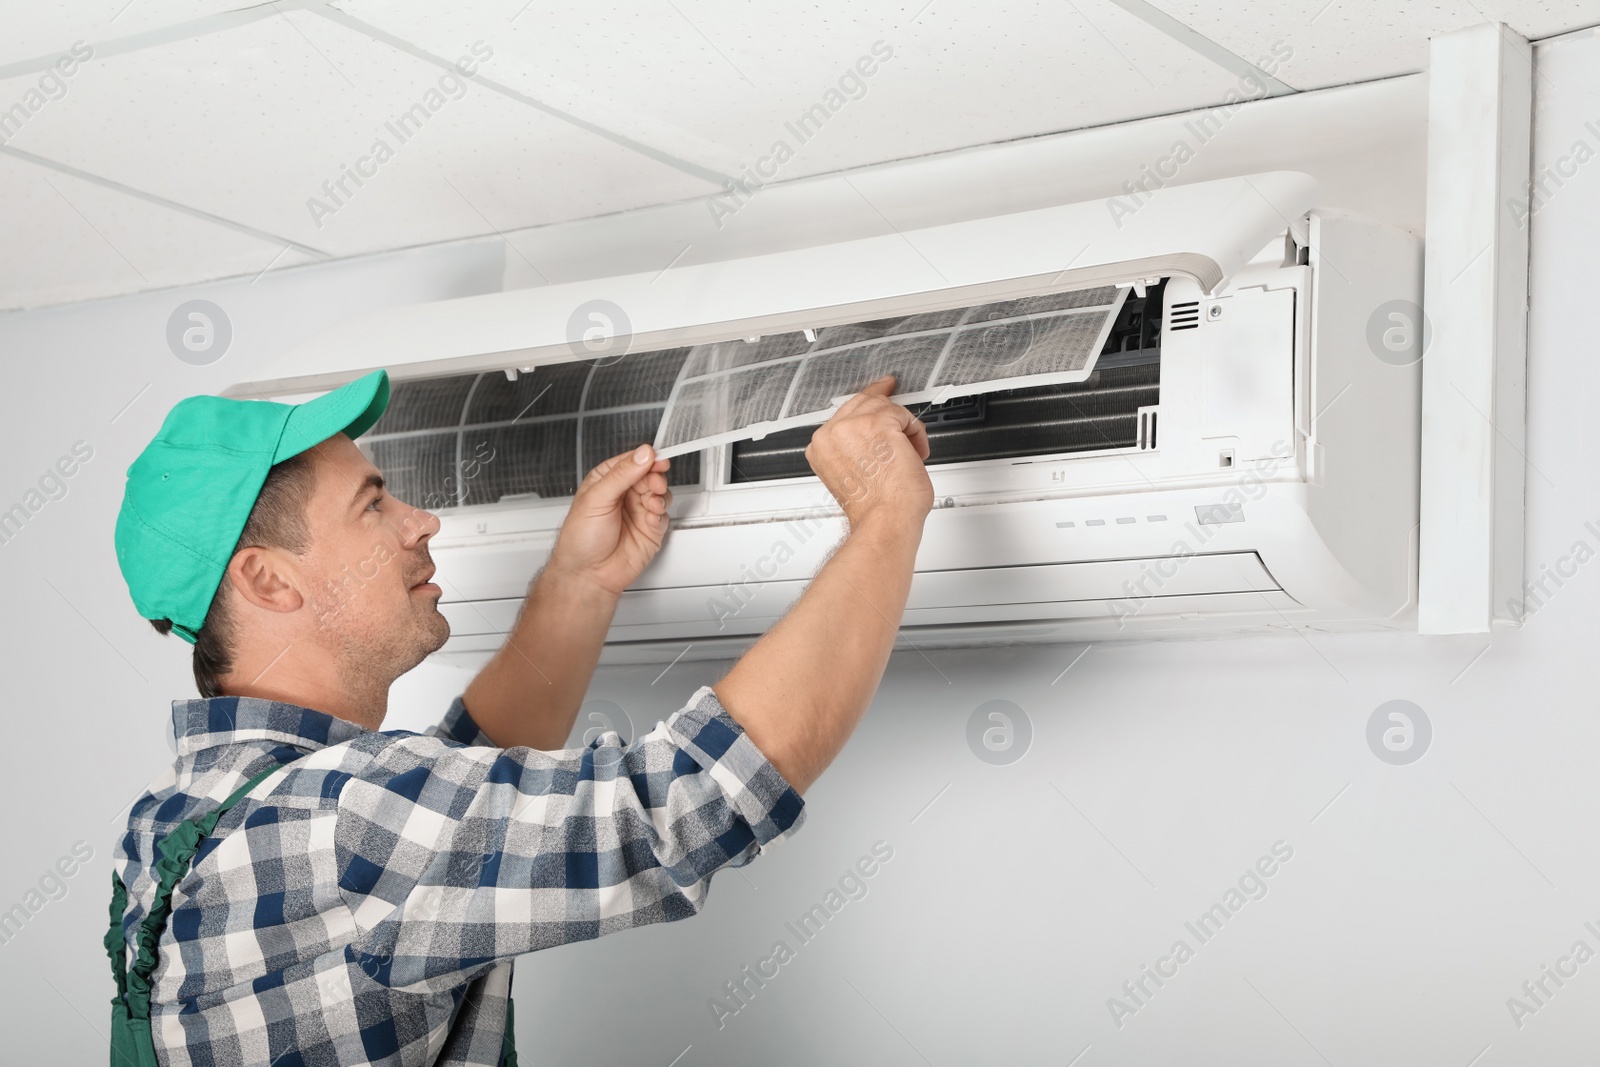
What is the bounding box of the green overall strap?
[106,763,284,1067]
[501,990,517,1066]
[106,762,518,1066]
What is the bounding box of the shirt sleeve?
[332,684,804,994]
[424,695,498,748]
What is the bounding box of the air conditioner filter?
[652,285,1127,458]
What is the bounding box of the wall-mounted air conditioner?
[238,171,1421,665]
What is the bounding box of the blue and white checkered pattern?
[112,685,804,1066]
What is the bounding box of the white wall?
[2,37,1596,1064]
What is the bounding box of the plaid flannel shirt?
[112,685,804,1066]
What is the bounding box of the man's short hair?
[149,451,318,697]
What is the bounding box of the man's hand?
[548,444,673,596]
[805,375,933,530]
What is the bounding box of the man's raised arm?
[462,445,672,749]
[715,376,933,794]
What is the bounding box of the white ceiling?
[1,0,1596,313]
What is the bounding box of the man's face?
[294,433,449,677]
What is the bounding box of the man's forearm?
[714,518,921,794]
[461,563,621,749]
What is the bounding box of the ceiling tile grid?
[329,0,1251,182]
[0,1,1597,312]
[1,9,717,260]
[0,152,312,311]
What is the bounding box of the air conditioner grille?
[479,419,579,502]
[1169,301,1201,330]
[361,348,701,509]
[377,376,477,434]
[586,347,693,409]
[467,361,589,420]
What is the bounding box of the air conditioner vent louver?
[1169,301,1201,330]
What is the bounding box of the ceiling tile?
[7,0,1598,312]
[328,0,1253,182]
[0,10,717,259]
[1146,0,1600,90]
[0,151,309,311]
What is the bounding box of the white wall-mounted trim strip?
[1417,22,1533,634]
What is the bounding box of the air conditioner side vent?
[1136,405,1160,450]
[1169,301,1200,331]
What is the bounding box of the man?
[107,367,931,1066]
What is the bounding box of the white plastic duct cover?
[230,170,1318,400]
[651,285,1127,458]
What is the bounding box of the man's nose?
[397,503,441,546]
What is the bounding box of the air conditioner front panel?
[428,483,1323,606]
[428,588,1323,668]
[911,551,1280,606]
[434,589,1307,662]
[232,172,1319,398]
[435,550,1285,644]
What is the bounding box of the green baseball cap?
[115,370,391,643]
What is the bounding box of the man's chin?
[393,614,451,678]
[422,607,451,652]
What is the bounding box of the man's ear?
[227,546,305,615]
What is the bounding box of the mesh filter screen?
[360,348,699,508]
[652,285,1126,457]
